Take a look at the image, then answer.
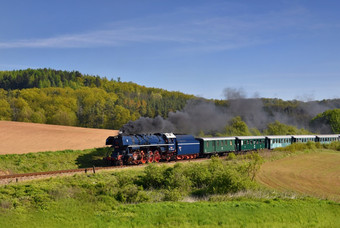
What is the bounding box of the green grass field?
[0,143,339,227]
[0,147,110,174]
[1,197,339,228]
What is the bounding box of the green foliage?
[273,141,340,153]
[0,99,11,120]
[163,188,184,201]
[222,116,251,136]
[141,157,255,197]
[264,120,311,135]
[0,69,194,129]
[226,152,236,160]
[240,152,264,181]
[141,164,168,189]
[311,109,340,134]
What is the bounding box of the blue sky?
[0,0,339,101]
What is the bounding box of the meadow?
[0,142,339,227]
[0,147,109,174]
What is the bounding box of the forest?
[0,69,194,129]
[0,68,339,134]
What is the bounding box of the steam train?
[105,133,340,166]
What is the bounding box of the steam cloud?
[121,88,340,135]
[121,99,230,134]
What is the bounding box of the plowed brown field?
[0,121,118,154]
[256,151,340,202]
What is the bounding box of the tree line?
[0,68,339,134]
[0,69,194,129]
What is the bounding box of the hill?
[0,68,339,134]
[0,121,117,154]
[0,68,194,129]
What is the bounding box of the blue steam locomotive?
[105,133,340,166]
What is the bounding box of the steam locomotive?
[105,133,340,166]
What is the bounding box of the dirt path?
[0,121,118,154]
[256,151,340,202]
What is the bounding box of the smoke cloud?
[120,88,340,135]
[121,99,230,135]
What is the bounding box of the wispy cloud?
[0,3,331,52]
[0,27,176,48]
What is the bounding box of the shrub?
[163,188,184,201]
[115,184,140,203]
[242,152,264,181]
[141,164,168,189]
[207,167,250,194]
[226,152,236,160]
[165,165,192,193]
[182,163,211,189]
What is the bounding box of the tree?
[223,116,251,136]
[311,109,340,134]
[264,120,311,135]
[0,99,12,120]
[111,105,132,129]
[49,109,77,126]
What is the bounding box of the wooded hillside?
[0,69,194,129]
[0,68,339,134]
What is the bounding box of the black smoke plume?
[121,99,230,135]
[120,88,340,135]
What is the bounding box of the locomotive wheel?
[165,155,171,162]
[132,152,139,165]
[115,160,123,166]
[140,156,147,164]
[146,151,154,163]
[140,151,146,164]
[154,150,161,163]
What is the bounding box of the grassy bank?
[0,143,339,227]
[0,147,110,174]
[1,198,339,228]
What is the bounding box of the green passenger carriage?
[197,137,236,154]
[236,136,266,151]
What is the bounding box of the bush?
[324,141,340,151]
[141,164,168,189]
[226,152,236,160]
[163,188,184,201]
[165,164,192,193]
[182,163,211,189]
[207,167,250,194]
[115,184,148,203]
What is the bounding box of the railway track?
[0,166,118,185]
[0,157,209,185]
